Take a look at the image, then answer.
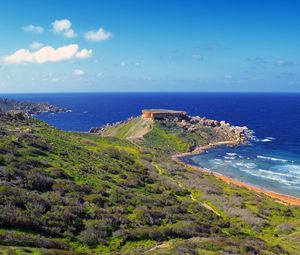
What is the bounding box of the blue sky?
[0,0,300,92]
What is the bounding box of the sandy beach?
[172,141,300,206]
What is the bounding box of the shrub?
[0,155,6,165]
[79,221,110,246]
[26,171,54,192]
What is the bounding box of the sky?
[0,0,300,93]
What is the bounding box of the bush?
[0,230,69,250]
[79,221,110,246]
[26,171,54,192]
[0,155,6,165]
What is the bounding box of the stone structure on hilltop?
[141,109,187,120]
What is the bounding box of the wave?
[266,136,275,140]
[240,169,298,186]
[251,136,275,142]
[257,155,288,162]
[235,162,256,169]
[257,169,300,180]
[224,156,235,160]
[251,136,261,142]
[261,138,272,142]
[214,159,222,162]
[226,153,236,156]
[274,164,300,175]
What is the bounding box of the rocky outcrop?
[0,98,67,115]
[142,109,188,121]
[177,115,251,144]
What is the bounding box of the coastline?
[172,141,300,206]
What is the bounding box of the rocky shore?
[176,115,252,144]
[0,98,67,115]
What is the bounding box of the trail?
[153,163,222,216]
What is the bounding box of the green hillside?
[101,117,152,141]
[0,111,299,254]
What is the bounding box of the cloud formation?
[3,44,92,64]
[73,69,85,76]
[52,19,77,38]
[29,41,44,50]
[85,27,112,41]
[22,25,44,34]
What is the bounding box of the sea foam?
[257,155,288,162]
[226,153,237,156]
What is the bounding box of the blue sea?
[2,93,300,197]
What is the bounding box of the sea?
[2,92,300,198]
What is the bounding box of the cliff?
[141,109,188,120]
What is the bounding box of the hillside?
[0,98,67,114]
[0,111,300,254]
[100,117,153,141]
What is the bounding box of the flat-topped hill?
[142,109,187,120]
[91,109,250,154]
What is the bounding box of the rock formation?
[142,109,188,121]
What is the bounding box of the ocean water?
[2,92,300,197]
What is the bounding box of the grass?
[143,123,189,154]
[0,112,299,254]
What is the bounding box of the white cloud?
[85,27,112,41]
[73,69,85,76]
[225,74,232,79]
[3,44,92,64]
[134,62,141,67]
[63,29,77,38]
[52,19,71,32]
[29,41,44,50]
[22,25,44,34]
[52,19,77,38]
[75,48,92,58]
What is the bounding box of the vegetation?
[0,111,299,254]
[142,121,214,155]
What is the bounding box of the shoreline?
[172,141,300,206]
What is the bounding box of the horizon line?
[1,91,300,95]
